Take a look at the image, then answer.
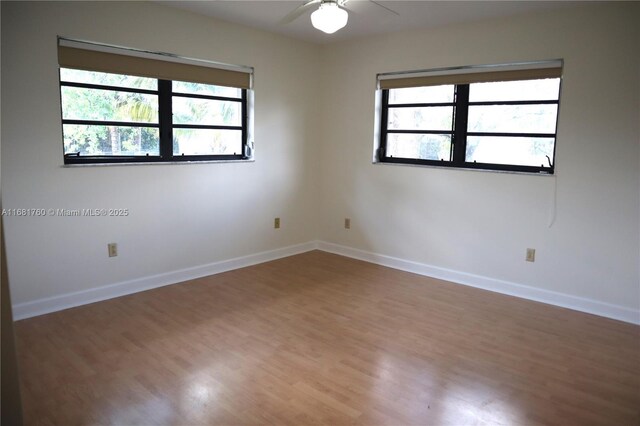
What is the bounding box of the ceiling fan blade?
[368,0,400,16]
[280,0,322,25]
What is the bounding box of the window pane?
[465,136,554,167]
[388,107,453,131]
[60,68,157,90]
[173,129,242,156]
[388,85,454,104]
[172,97,241,126]
[386,134,452,161]
[469,78,560,102]
[61,87,158,122]
[63,125,159,156]
[467,104,558,134]
[172,80,242,98]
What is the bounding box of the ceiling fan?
[281,0,399,35]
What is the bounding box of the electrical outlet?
[108,243,118,257]
[526,248,535,262]
[344,218,351,229]
[274,217,280,229]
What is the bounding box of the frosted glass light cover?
[311,3,348,34]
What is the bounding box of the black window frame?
[378,80,560,174]
[60,70,249,165]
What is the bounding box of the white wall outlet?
[274,217,280,229]
[526,248,535,262]
[108,243,118,257]
[344,218,351,229]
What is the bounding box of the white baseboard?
[12,241,319,321]
[14,240,639,325]
[316,241,640,325]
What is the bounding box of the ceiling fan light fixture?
[311,2,348,34]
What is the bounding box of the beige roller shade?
[58,40,252,89]
[379,61,562,90]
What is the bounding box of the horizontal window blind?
[378,60,562,89]
[58,38,253,89]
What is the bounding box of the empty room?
[1,1,639,424]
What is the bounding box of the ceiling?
[160,1,590,45]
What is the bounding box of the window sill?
[372,160,554,176]
[61,158,255,168]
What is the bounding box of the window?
[377,61,562,174]
[58,38,253,164]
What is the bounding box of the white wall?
[1,2,321,305]
[317,4,640,312]
[2,2,639,321]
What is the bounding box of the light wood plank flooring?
[15,251,640,425]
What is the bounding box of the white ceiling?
[160,1,592,45]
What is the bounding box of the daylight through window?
[377,61,562,173]
[58,39,253,164]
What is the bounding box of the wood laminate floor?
[15,251,640,425]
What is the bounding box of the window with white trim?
[376,61,563,174]
[58,38,254,164]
